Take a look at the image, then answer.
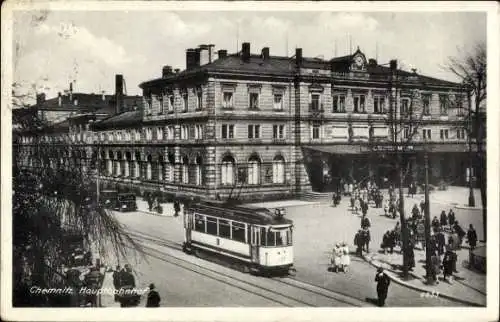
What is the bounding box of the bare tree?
[444,43,486,241]
[12,88,143,306]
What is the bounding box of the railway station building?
[14,42,479,202]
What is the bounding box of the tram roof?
[188,201,293,226]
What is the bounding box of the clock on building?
[354,55,364,68]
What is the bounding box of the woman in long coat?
[331,243,343,272]
[440,210,448,227]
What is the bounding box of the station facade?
[14,42,476,201]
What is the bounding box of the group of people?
[112,264,161,307]
[330,242,351,273]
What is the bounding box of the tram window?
[206,217,217,235]
[232,222,246,243]
[267,230,276,247]
[286,229,293,245]
[218,219,231,238]
[194,214,205,232]
[260,227,266,245]
[276,230,286,246]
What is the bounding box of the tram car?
[182,201,294,275]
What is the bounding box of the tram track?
[123,228,369,307]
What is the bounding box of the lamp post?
[424,149,433,284]
[466,89,475,207]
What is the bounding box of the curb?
[137,209,175,217]
[361,254,485,307]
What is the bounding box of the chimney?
[411,68,417,74]
[295,48,303,67]
[368,59,377,66]
[390,59,397,71]
[58,92,62,106]
[115,74,124,114]
[218,49,227,59]
[36,93,46,105]
[174,68,180,74]
[186,48,199,70]
[241,42,250,62]
[208,44,215,63]
[261,47,270,60]
[198,44,214,65]
[162,65,173,78]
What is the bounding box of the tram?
[182,201,294,275]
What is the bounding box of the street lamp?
[423,144,433,285]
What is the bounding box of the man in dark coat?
[453,221,466,247]
[361,200,369,216]
[406,241,415,271]
[363,229,371,253]
[442,246,456,283]
[112,265,122,302]
[467,224,478,251]
[447,209,455,227]
[361,215,371,230]
[435,229,446,256]
[354,230,364,256]
[411,204,420,221]
[173,200,181,217]
[375,267,391,307]
[420,200,426,215]
[440,210,448,228]
[431,216,440,232]
[146,283,161,307]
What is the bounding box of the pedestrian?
[340,242,350,273]
[431,216,440,232]
[361,215,371,230]
[121,264,136,287]
[146,283,161,307]
[174,199,181,217]
[420,200,425,215]
[440,210,448,228]
[361,199,369,216]
[453,221,466,247]
[381,230,392,255]
[430,251,441,285]
[447,209,455,227]
[393,222,401,247]
[146,193,153,211]
[435,228,446,256]
[375,267,391,307]
[406,241,415,271]
[363,228,371,253]
[467,224,478,251]
[354,230,364,256]
[411,204,419,221]
[331,243,343,272]
[442,246,455,283]
[112,265,122,302]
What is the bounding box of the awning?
[304,145,369,154]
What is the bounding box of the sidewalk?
[361,242,486,306]
[136,198,182,217]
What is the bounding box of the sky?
[12,8,486,100]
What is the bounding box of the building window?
[194,125,203,140]
[157,127,163,141]
[353,95,366,113]
[167,126,174,140]
[422,129,432,140]
[145,128,153,141]
[440,129,449,140]
[273,93,283,110]
[167,162,174,182]
[311,122,321,140]
[249,92,259,110]
[248,125,260,139]
[439,95,448,115]
[181,125,189,140]
[403,127,411,140]
[273,125,285,140]
[145,95,152,114]
[310,93,321,111]
[221,124,234,139]
[272,155,285,184]
[333,94,346,113]
[159,95,164,114]
[400,98,410,115]
[181,156,189,184]
[456,95,465,116]
[221,155,235,185]
[196,88,203,110]
[373,96,385,114]
[182,91,188,112]
[457,128,466,140]
[247,155,261,185]
[168,95,174,112]
[195,156,203,186]
[422,95,431,115]
[222,92,233,109]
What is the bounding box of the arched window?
[195,155,203,186]
[181,156,189,184]
[124,152,131,177]
[158,154,164,181]
[134,152,141,178]
[221,155,235,185]
[273,155,286,184]
[247,154,261,185]
[146,155,153,180]
[167,153,175,183]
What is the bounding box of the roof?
[140,51,461,89]
[93,110,142,129]
[34,93,114,111]
[188,201,293,226]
